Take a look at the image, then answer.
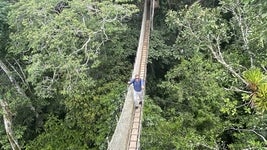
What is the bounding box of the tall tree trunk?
[0,60,22,150]
[0,98,21,150]
[0,59,37,149]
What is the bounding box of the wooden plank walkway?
[128,19,150,150]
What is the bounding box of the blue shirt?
[129,78,144,92]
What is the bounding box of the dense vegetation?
[1,0,267,149]
[142,0,267,149]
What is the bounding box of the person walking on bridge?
[128,74,145,109]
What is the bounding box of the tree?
[1,0,139,149]
[142,0,267,149]
[0,1,24,149]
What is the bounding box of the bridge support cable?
[108,0,151,149]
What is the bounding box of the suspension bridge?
[108,0,158,149]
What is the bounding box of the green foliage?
[25,116,88,150]
[243,67,264,91]
[0,0,10,58]
[160,54,226,114]
[254,83,267,113]
[0,126,11,150]
[3,0,267,149]
[165,3,230,60]
[220,0,267,66]
[0,74,35,149]
[144,0,267,148]
[142,54,230,149]
[220,98,238,116]
[25,81,126,149]
[242,67,267,113]
[148,29,178,62]
[2,0,139,149]
[7,0,139,98]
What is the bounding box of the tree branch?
[0,98,21,150]
[0,60,38,117]
[0,60,25,96]
[224,2,254,67]
[231,127,267,143]
[7,60,29,90]
[207,35,248,85]
[224,86,251,94]
[196,142,217,150]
